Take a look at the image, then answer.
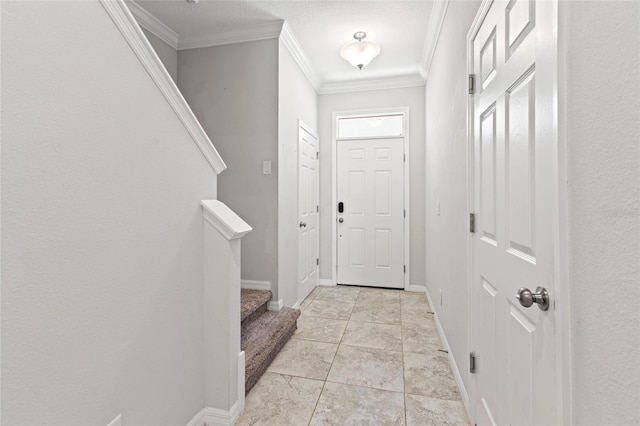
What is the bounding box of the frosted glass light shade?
[340,41,380,70]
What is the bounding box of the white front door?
[337,138,404,288]
[470,0,560,424]
[298,123,319,302]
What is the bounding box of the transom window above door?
[337,114,404,139]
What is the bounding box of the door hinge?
[316,205,319,213]
[316,258,319,266]
[316,151,319,160]
[470,352,477,373]
[403,153,406,162]
[404,265,406,273]
[469,74,476,94]
[469,212,476,233]
[404,209,406,218]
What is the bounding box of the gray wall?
[178,40,280,290]
[141,28,178,82]
[318,87,426,288]
[561,1,640,423]
[278,39,319,306]
[424,0,481,400]
[2,2,216,423]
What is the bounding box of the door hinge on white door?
[469,74,476,94]
[316,151,319,160]
[404,265,406,273]
[316,205,319,212]
[404,209,406,218]
[469,212,476,233]
[470,352,477,373]
[316,258,319,266]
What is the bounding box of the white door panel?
[471,1,558,424]
[337,138,404,288]
[298,124,318,302]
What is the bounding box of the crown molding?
[127,1,179,49]
[420,0,450,79]
[318,73,426,95]
[279,22,321,92]
[179,21,284,50]
[101,0,226,174]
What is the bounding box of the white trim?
[425,287,471,415]
[291,302,301,310]
[100,0,226,175]
[201,200,252,240]
[240,280,271,291]
[127,1,178,49]
[268,299,284,312]
[318,279,336,287]
[237,351,246,415]
[319,74,425,95]
[331,107,411,291]
[406,285,425,293]
[179,21,283,51]
[185,409,205,426]
[202,402,241,426]
[280,23,321,91]
[420,0,450,79]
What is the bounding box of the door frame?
[298,119,320,301]
[331,107,411,290]
[465,0,571,423]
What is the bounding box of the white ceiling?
[132,0,440,92]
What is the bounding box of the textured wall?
[424,0,480,398]
[318,86,426,288]
[178,40,279,290]
[2,1,216,424]
[141,28,178,82]
[278,39,319,306]
[562,1,640,424]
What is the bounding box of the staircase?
[241,289,300,393]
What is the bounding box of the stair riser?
[245,323,297,394]
[241,301,269,331]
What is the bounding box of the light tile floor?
[237,286,470,426]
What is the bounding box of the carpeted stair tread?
[242,307,300,393]
[241,289,272,326]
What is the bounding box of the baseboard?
[318,279,336,286]
[240,279,271,291]
[267,299,283,311]
[238,351,245,414]
[202,402,241,426]
[406,285,425,292]
[291,302,301,310]
[424,287,470,413]
[186,409,205,426]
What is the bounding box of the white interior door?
[337,138,404,288]
[470,0,559,424]
[298,123,319,302]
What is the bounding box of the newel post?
[201,200,251,422]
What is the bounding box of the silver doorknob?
[338,218,344,223]
[299,222,307,228]
[515,287,550,311]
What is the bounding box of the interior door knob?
[515,287,550,311]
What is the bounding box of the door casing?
[465,0,571,424]
[330,107,411,290]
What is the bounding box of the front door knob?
[515,287,550,311]
[338,218,344,223]
[299,222,307,228]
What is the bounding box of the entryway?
[333,110,409,289]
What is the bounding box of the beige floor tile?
[315,286,360,303]
[401,307,436,327]
[402,323,443,353]
[357,288,402,303]
[294,315,348,344]
[405,394,469,426]
[327,344,404,392]
[404,352,461,401]
[310,381,405,426]
[400,291,430,307]
[267,339,338,380]
[304,298,355,320]
[350,299,401,324]
[236,373,324,426]
[341,320,402,352]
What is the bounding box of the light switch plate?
[263,161,271,175]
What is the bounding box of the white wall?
[561,1,640,424]
[141,27,178,82]
[318,87,426,287]
[178,40,280,291]
[2,2,217,424]
[278,40,319,306]
[424,0,481,399]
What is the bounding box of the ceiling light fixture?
[340,31,380,70]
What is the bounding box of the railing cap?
[201,200,252,240]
